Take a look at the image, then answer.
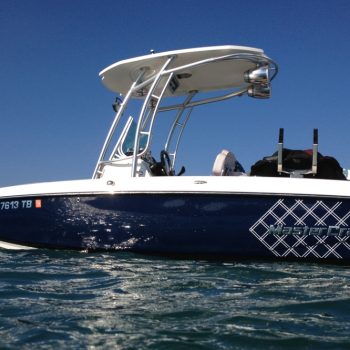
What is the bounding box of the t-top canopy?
[99,45,271,97]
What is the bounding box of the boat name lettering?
[268,225,350,236]
[0,200,33,210]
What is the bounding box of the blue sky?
[1,0,350,186]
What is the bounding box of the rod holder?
[312,128,318,174]
[277,128,284,173]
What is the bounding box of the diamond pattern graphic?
[249,199,350,259]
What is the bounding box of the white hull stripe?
[0,240,37,250]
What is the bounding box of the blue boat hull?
[1,193,350,262]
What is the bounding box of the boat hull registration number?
[0,200,41,210]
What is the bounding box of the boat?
[1,45,350,263]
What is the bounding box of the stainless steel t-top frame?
[93,52,278,178]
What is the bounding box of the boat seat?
[212,149,244,176]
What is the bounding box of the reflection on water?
[0,249,350,349]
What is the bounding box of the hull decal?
[249,199,350,259]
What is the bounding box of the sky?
[1,0,350,186]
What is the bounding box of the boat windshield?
[122,119,148,156]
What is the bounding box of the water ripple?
[0,250,350,349]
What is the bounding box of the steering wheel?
[160,150,173,176]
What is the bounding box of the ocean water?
[0,250,350,350]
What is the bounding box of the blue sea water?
[0,250,350,349]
